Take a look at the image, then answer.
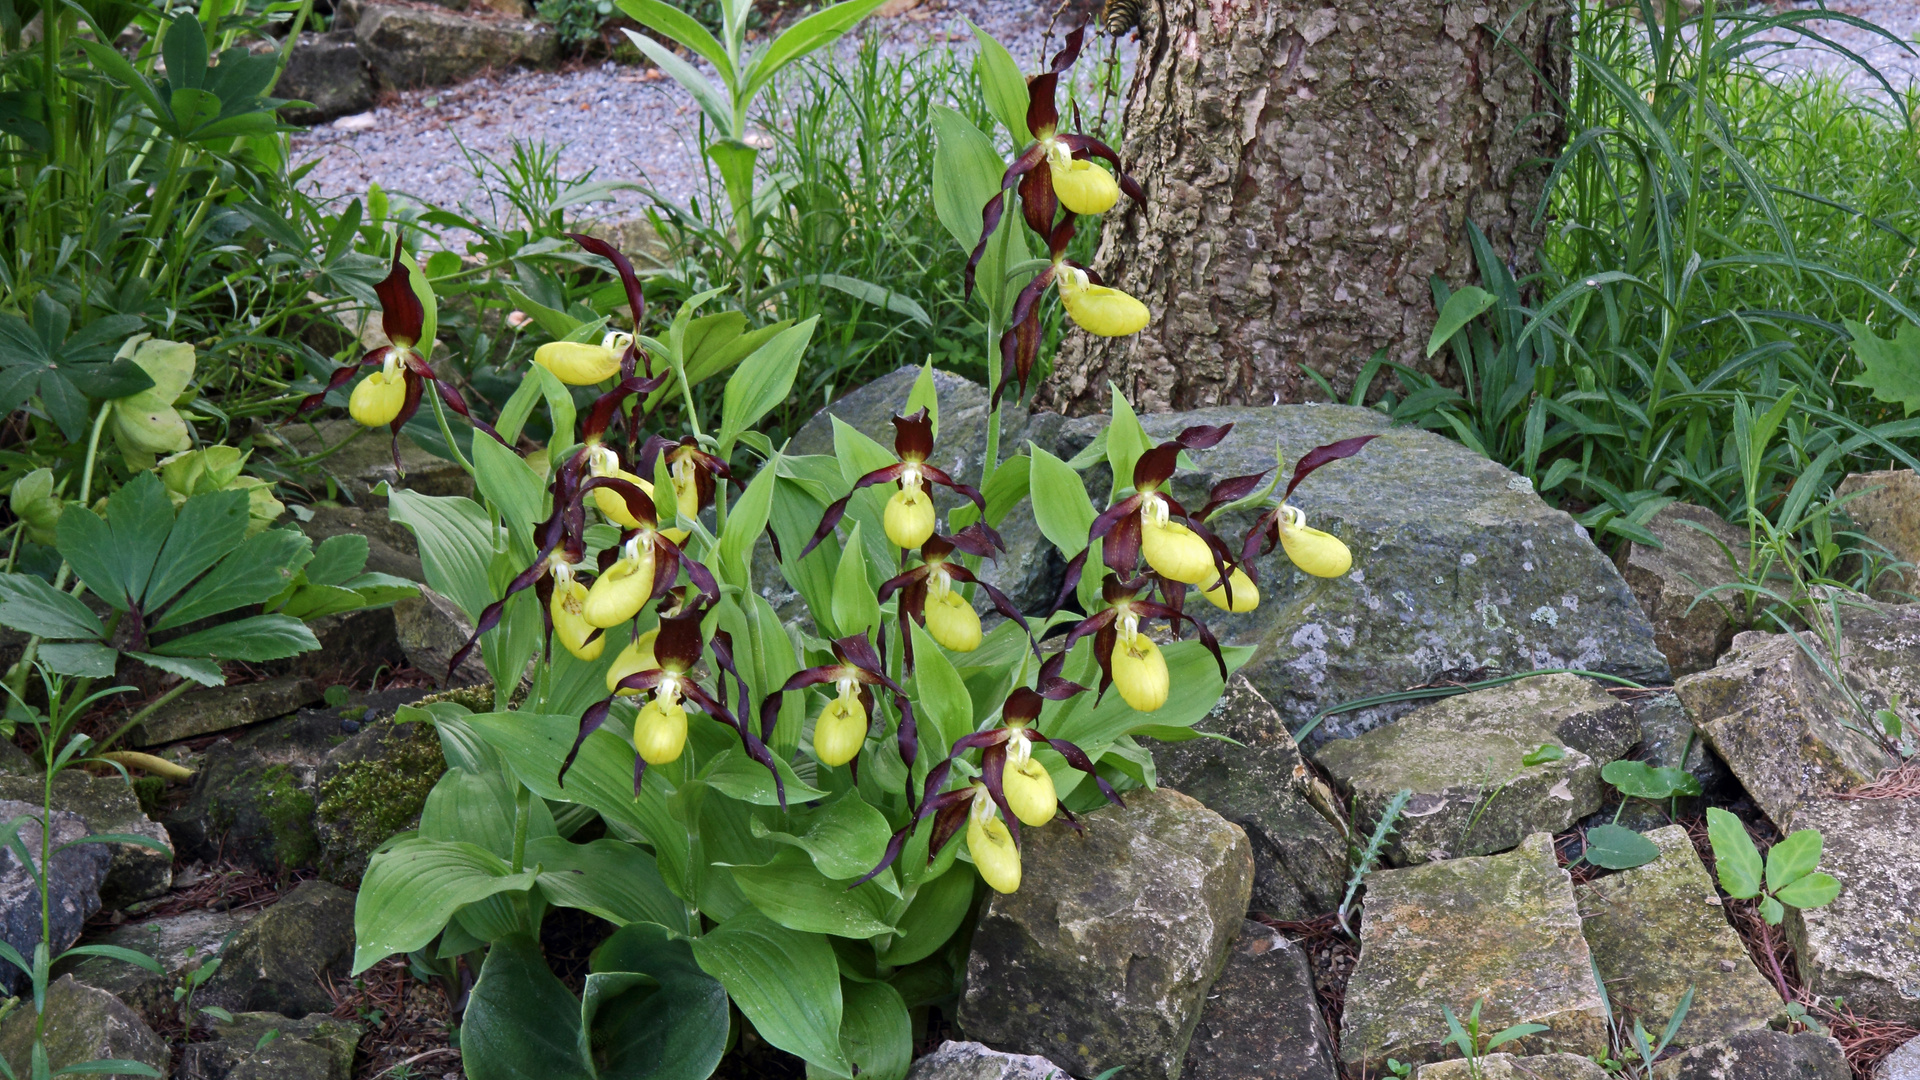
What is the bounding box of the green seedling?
[1442,998,1550,1079]
[1705,807,1841,925]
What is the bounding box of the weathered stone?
[1838,599,1920,711]
[1316,674,1633,864]
[177,1011,361,1080]
[0,801,110,995]
[130,675,323,746]
[1650,1029,1850,1080]
[352,4,556,89]
[1878,1035,1920,1080]
[959,787,1253,1080]
[1576,825,1781,1047]
[0,771,171,905]
[200,881,356,1019]
[0,975,169,1079]
[314,710,447,885]
[285,605,404,681]
[906,1042,1069,1080]
[394,585,489,686]
[1785,796,1920,1026]
[777,366,1059,618]
[63,908,255,1027]
[1181,921,1336,1080]
[1340,833,1608,1071]
[1676,632,1898,827]
[1836,469,1920,600]
[1053,406,1669,743]
[265,418,473,502]
[275,30,373,124]
[298,503,424,582]
[1152,677,1348,920]
[1614,503,1750,676]
[1417,1054,1609,1079]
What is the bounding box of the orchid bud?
[1048,152,1120,215]
[1003,756,1058,827]
[967,811,1022,894]
[550,579,605,661]
[812,694,868,767]
[1201,568,1259,612]
[1140,518,1214,584]
[884,488,935,549]
[924,590,982,652]
[9,469,61,545]
[633,697,688,765]
[606,629,660,695]
[583,548,656,627]
[1280,508,1352,578]
[348,369,408,428]
[592,470,654,529]
[534,341,621,386]
[1111,631,1169,712]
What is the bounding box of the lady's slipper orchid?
[1242,435,1379,581]
[989,217,1150,407]
[876,526,1030,669]
[639,434,732,534]
[577,473,715,628]
[606,627,660,694]
[1085,425,1245,587]
[565,606,782,799]
[799,410,985,557]
[548,562,604,661]
[535,335,626,386]
[1063,574,1228,713]
[761,634,916,775]
[298,246,502,469]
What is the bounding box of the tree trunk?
[1045,0,1569,414]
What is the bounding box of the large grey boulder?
[275,30,373,125]
[959,787,1253,1080]
[129,675,322,746]
[1576,826,1781,1047]
[199,881,357,1018]
[1613,503,1749,676]
[351,4,556,89]
[313,709,447,885]
[177,1011,362,1080]
[1650,1029,1850,1080]
[1339,833,1608,1072]
[63,908,256,1027]
[1836,469,1920,600]
[1879,1035,1920,1080]
[1152,677,1347,920]
[1417,1055,1609,1079]
[0,771,171,905]
[0,801,110,995]
[1180,921,1336,1080]
[906,1042,1068,1080]
[1315,674,1635,864]
[394,585,489,686]
[1676,631,1899,826]
[0,975,169,1079]
[1785,796,1920,1027]
[1051,404,1669,742]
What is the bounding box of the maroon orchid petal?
[448,555,554,684]
[1090,622,1118,702]
[980,744,1020,845]
[1002,688,1045,726]
[709,629,753,725]
[853,824,913,888]
[583,476,660,530]
[1061,605,1118,655]
[939,564,1033,642]
[387,373,427,473]
[1026,68,1061,140]
[917,465,986,512]
[1035,652,1088,699]
[1102,511,1143,575]
[996,317,1043,411]
[566,232,646,332]
[1045,215,1077,260]
[927,797,974,866]
[1195,470,1272,522]
[1285,435,1379,499]
[1056,133,1145,205]
[1045,736,1124,807]
[761,663,853,743]
[877,564,932,605]
[1182,516,1240,594]
[653,608,706,671]
[431,377,506,447]
[583,375,668,441]
[1017,165,1058,238]
[965,191,1009,301]
[1050,22,1087,72]
[1131,443,1184,491]
[1088,493,1144,543]
[892,410,934,461]
[673,542,721,603]
[796,462,913,559]
[946,523,1005,558]
[295,351,382,416]
[1175,423,1234,450]
[1136,600,1230,683]
[1048,547,1088,617]
[373,247,426,348]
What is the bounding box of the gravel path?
[1756,1,1920,98]
[290,0,1127,241]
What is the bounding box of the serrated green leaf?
[149,614,319,663]
[1706,807,1764,900]
[1844,318,1920,417]
[1773,871,1841,911]
[0,574,104,640]
[152,527,311,631]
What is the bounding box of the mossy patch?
[210,763,319,870]
[314,714,447,885]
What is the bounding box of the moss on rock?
[311,691,477,885]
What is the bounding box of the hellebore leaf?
[1764,828,1824,893]
[1772,871,1841,912]
[0,573,105,640]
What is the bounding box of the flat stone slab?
[959,787,1253,1080]
[1340,832,1608,1072]
[0,975,169,1078]
[1053,405,1671,742]
[1577,825,1781,1047]
[0,801,109,996]
[1417,1054,1609,1079]
[64,908,255,1026]
[1878,1035,1920,1080]
[1650,1029,1850,1080]
[1614,503,1748,676]
[1836,469,1920,600]
[1153,676,1348,919]
[1316,674,1635,864]
[1181,921,1336,1080]
[906,1042,1068,1080]
[131,675,322,746]
[1786,796,1920,1027]
[0,770,171,905]
[1676,632,1898,827]
[266,419,473,502]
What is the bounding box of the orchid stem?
[428,390,475,476]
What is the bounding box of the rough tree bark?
[1044,0,1569,415]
